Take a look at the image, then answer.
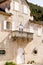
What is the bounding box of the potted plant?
[5,62,16,65]
[27,60,36,65]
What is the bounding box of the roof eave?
[0,11,12,16]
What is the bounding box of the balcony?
[11,30,33,40]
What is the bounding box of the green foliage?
[28,2,43,21]
[0,0,4,3]
[5,62,16,65]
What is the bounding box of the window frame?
[3,20,11,30]
[6,21,11,30]
[23,5,28,14]
[13,1,19,11]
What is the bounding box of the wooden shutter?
[4,20,6,30]
[12,21,15,31]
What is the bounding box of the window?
[23,5,28,14]
[0,50,6,55]
[6,22,11,29]
[32,48,38,55]
[4,20,11,30]
[29,26,34,33]
[38,27,42,36]
[33,49,37,55]
[14,2,19,11]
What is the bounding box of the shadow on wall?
[11,37,33,48]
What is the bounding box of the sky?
[27,0,43,7]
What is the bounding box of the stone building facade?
[0,0,43,65]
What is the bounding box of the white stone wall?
[0,0,43,65]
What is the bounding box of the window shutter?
[12,21,15,31]
[38,28,42,36]
[4,20,6,30]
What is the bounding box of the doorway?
[16,48,25,64]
